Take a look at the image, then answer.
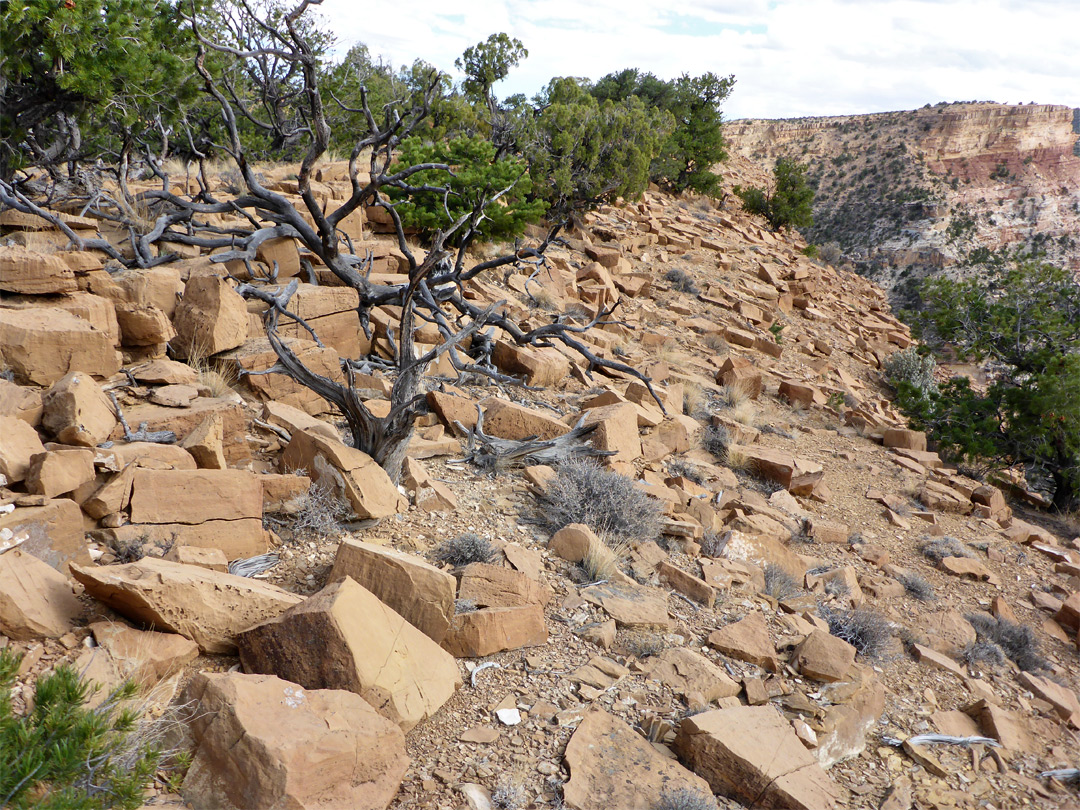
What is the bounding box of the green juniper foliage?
[0,648,163,810]
[898,257,1080,511]
[735,157,814,230]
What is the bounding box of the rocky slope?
[1,166,1079,810]
[724,103,1080,306]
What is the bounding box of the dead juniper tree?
[127,0,660,482]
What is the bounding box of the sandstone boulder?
[581,580,671,629]
[25,447,95,499]
[171,275,248,359]
[181,672,409,810]
[0,415,45,483]
[479,398,570,442]
[456,562,551,609]
[89,620,199,689]
[41,372,117,446]
[0,498,89,572]
[0,307,121,385]
[114,302,176,346]
[0,379,44,424]
[707,610,779,671]
[71,558,302,654]
[563,710,715,810]
[440,604,548,658]
[237,577,461,732]
[328,538,456,643]
[675,706,841,809]
[128,468,266,559]
[580,402,641,463]
[178,413,226,469]
[645,647,741,703]
[282,429,406,520]
[0,549,82,639]
[793,629,856,682]
[0,246,77,293]
[883,428,927,452]
[548,523,601,563]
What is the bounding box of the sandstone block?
[41,372,117,446]
[0,379,43,424]
[675,706,840,809]
[25,447,95,499]
[883,428,927,452]
[71,558,302,654]
[238,577,461,731]
[328,538,456,643]
[179,413,227,469]
[0,549,82,639]
[580,581,671,629]
[0,246,76,293]
[580,402,641,463]
[549,523,602,564]
[645,647,741,703]
[457,562,552,609]
[171,275,248,359]
[480,398,570,442]
[0,307,121,384]
[282,428,406,520]
[563,710,713,810]
[114,302,176,346]
[492,341,570,387]
[0,498,88,573]
[181,672,409,810]
[89,620,199,689]
[793,629,856,682]
[440,604,548,658]
[707,610,779,671]
[130,468,262,524]
[0,415,45,483]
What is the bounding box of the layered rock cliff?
[724,102,1080,306]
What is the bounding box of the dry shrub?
[895,571,936,601]
[920,536,974,562]
[667,458,705,485]
[699,424,730,458]
[763,564,802,600]
[820,604,893,660]
[727,399,758,427]
[725,444,751,471]
[620,629,667,658]
[529,287,560,312]
[539,459,662,542]
[434,533,496,567]
[959,640,1007,669]
[665,268,700,295]
[185,337,238,398]
[579,537,628,583]
[654,787,718,810]
[291,480,351,539]
[965,613,1045,672]
[718,380,754,408]
[703,333,728,353]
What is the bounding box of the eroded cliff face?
[724,103,1080,305]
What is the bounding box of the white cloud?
[317,0,1080,118]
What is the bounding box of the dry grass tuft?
[682,382,706,416]
[579,536,629,583]
[718,380,754,408]
[726,399,758,427]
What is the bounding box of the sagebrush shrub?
[434,533,496,567]
[965,613,1045,671]
[884,346,938,395]
[820,604,892,660]
[539,459,662,542]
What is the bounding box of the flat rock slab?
[707,610,780,671]
[181,672,409,810]
[581,581,671,629]
[645,647,741,703]
[675,705,841,809]
[563,710,715,810]
[71,558,302,654]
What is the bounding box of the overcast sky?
[318,0,1080,120]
